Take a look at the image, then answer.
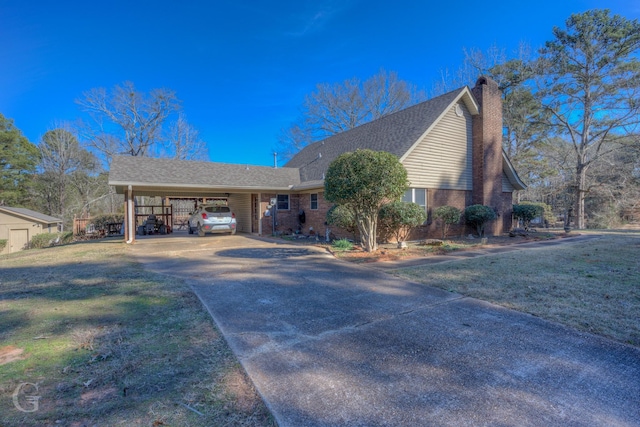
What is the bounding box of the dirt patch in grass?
[390,230,640,347]
[0,240,275,427]
[0,346,26,365]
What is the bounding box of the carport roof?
[109,156,302,194]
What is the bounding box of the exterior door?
[10,229,29,253]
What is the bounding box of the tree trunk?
[576,162,588,229]
[356,214,378,252]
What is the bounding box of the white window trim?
[403,188,427,212]
[310,193,318,210]
[276,194,290,211]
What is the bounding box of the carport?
[108,156,304,243]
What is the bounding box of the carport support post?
[125,185,135,243]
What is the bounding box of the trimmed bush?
[326,204,358,240]
[0,239,7,252]
[464,205,497,237]
[513,201,555,230]
[433,205,462,239]
[513,204,543,230]
[378,201,426,243]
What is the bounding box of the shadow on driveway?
[131,236,640,427]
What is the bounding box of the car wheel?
[197,223,205,237]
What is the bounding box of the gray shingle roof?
[0,207,63,223]
[285,88,466,182]
[107,85,527,193]
[109,156,301,190]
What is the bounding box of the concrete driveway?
[131,233,640,426]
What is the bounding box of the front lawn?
[0,240,274,427]
[391,230,640,346]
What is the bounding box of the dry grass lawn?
[390,230,640,347]
[0,239,274,427]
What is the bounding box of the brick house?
[109,76,525,242]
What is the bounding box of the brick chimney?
[471,76,505,234]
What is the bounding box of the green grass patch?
[332,238,354,251]
[0,241,274,427]
[392,231,640,346]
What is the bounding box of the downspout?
[126,185,134,244]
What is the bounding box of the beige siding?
[0,211,43,254]
[228,193,251,233]
[402,102,473,190]
[502,172,515,192]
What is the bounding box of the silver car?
[188,205,237,236]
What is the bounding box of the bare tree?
[166,113,208,160]
[77,81,180,163]
[430,43,510,96]
[277,69,425,160]
[36,124,100,223]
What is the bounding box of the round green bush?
[464,205,497,237]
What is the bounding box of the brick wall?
[472,76,510,236]
[260,191,340,238]
[269,187,512,241]
[261,76,515,240]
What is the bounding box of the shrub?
[28,231,74,250]
[464,205,497,237]
[517,201,553,226]
[29,232,60,249]
[433,205,462,239]
[326,204,358,240]
[513,204,543,230]
[61,231,74,244]
[378,201,426,243]
[332,238,354,251]
[91,214,124,231]
[0,239,7,252]
[325,149,408,252]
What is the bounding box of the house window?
[310,193,318,210]
[277,194,289,210]
[402,188,427,213]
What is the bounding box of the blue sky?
[2,0,639,167]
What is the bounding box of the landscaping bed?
[328,229,570,263]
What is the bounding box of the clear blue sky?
[2,0,639,167]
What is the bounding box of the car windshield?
[204,206,230,214]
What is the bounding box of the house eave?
[109,181,296,195]
[502,151,527,190]
[291,180,325,191]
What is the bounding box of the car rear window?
[204,206,231,214]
